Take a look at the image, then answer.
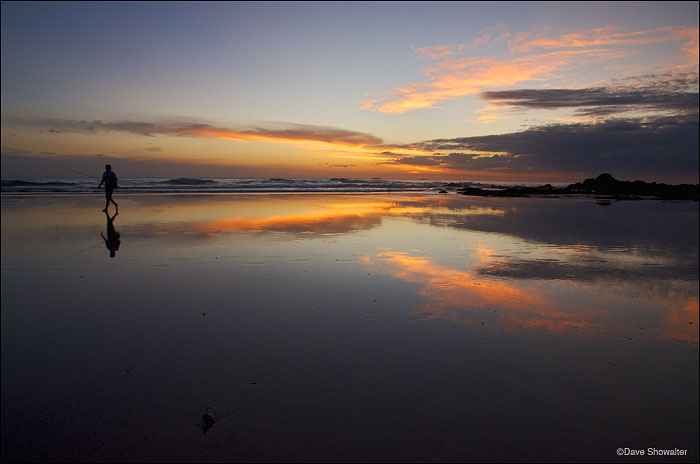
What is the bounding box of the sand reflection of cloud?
[194,201,395,235]
[361,251,590,334]
[643,293,699,345]
[192,198,508,236]
[361,251,698,344]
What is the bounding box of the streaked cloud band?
[4,118,383,147]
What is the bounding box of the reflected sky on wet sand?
[1,193,698,462]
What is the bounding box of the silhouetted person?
[101,210,121,258]
[98,164,119,212]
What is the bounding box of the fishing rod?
[56,165,99,180]
[60,240,104,262]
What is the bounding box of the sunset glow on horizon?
[1,2,698,183]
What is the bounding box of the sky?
[1,1,698,182]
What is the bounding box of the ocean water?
[0,176,568,194]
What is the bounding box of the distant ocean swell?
[1,177,494,194]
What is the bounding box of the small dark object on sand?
[202,408,215,434]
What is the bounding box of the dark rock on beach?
[457,173,699,201]
[567,173,699,200]
[202,408,215,434]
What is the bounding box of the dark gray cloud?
[386,74,699,181]
[389,155,443,166]
[321,163,357,168]
[3,118,383,146]
[481,73,699,117]
[390,114,699,182]
[387,153,518,170]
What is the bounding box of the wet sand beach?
[1,193,698,462]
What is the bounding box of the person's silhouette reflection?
[100,210,121,257]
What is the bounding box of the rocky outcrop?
[457,173,699,201]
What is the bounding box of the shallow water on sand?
[2,193,698,462]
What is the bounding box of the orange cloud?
[188,125,382,148]
[413,44,464,60]
[363,25,698,114]
[678,28,699,69]
[364,49,625,114]
[413,23,510,60]
[509,25,699,53]
[471,104,514,123]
